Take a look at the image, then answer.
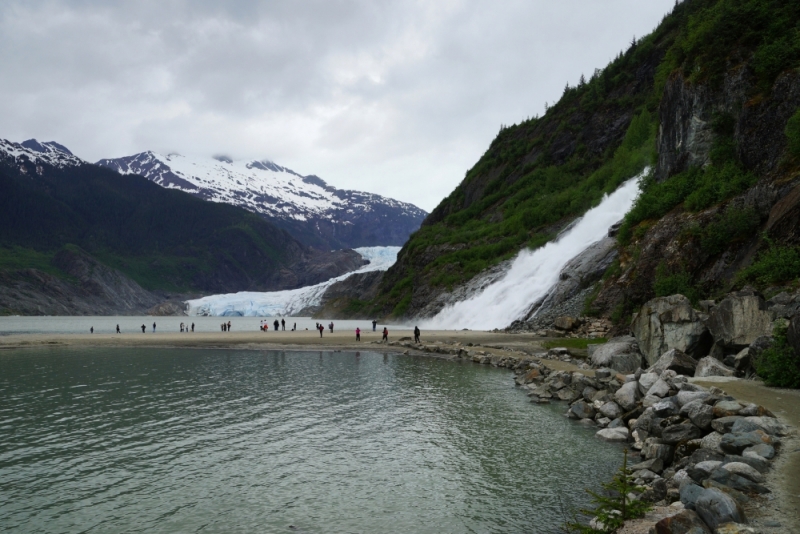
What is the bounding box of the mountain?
[96,152,427,250]
[0,138,367,314]
[365,0,800,326]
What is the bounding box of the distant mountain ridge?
[96,151,427,250]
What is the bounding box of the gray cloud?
[0,0,675,211]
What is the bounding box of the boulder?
[631,294,713,365]
[643,438,675,464]
[723,454,769,474]
[553,316,579,331]
[589,336,644,374]
[721,462,764,483]
[630,457,664,473]
[676,390,710,408]
[648,378,672,398]
[654,509,712,534]
[700,432,724,453]
[708,467,769,494]
[650,348,699,377]
[662,422,704,444]
[710,416,744,434]
[569,401,596,420]
[714,524,758,534]
[712,401,743,418]
[599,401,622,420]
[706,290,773,351]
[694,488,746,530]
[638,372,660,395]
[614,381,641,411]
[742,443,775,460]
[720,430,772,454]
[736,416,787,436]
[681,401,714,430]
[679,481,706,509]
[652,398,680,417]
[694,357,735,378]
[596,427,629,442]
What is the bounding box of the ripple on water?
[0,348,624,533]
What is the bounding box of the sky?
[0,0,676,212]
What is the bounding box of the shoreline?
[2,331,797,531]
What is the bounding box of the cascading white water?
[422,173,644,331]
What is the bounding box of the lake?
[0,347,622,533]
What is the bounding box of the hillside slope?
[0,139,365,313]
[97,151,427,251]
[371,0,800,326]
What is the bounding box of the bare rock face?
[649,348,699,377]
[631,295,713,366]
[694,356,736,378]
[706,290,773,352]
[589,336,645,374]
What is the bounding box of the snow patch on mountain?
[97,151,426,225]
[186,246,399,317]
[0,138,84,169]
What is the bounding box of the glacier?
[186,246,400,317]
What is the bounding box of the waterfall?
[422,173,643,331]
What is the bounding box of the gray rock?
[681,401,714,430]
[662,422,703,444]
[653,398,680,417]
[711,416,745,434]
[723,454,769,474]
[733,348,751,373]
[676,390,711,407]
[694,488,746,530]
[708,467,769,494]
[607,417,625,429]
[740,416,787,436]
[614,381,641,411]
[599,401,622,420]
[712,400,744,418]
[680,481,706,509]
[589,336,644,374]
[582,386,598,402]
[653,509,712,533]
[706,290,773,351]
[700,432,724,453]
[642,394,662,407]
[721,462,764,483]
[649,348,700,377]
[631,294,713,365]
[742,443,775,460]
[720,430,771,454]
[694,356,735,378]
[638,372,660,395]
[690,449,725,464]
[596,427,629,442]
[643,438,675,464]
[569,401,596,420]
[629,457,664,474]
[647,378,672,398]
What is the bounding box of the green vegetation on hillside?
[755,321,800,388]
[0,160,300,292]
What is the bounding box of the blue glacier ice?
[186,246,400,317]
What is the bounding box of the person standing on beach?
[372,320,377,332]
[356,327,361,341]
[414,326,421,344]
[227,321,232,331]
[153,322,156,333]
[141,324,146,333]
[90,326,93,334]
[293,323,296,331]
[274,319,279,332]
[329,322,334,333]
[281,318,285,331]
[116,324,120,334]
[382,327,388,343]
[318,324,324,338]
[191,323,194,332]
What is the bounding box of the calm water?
[0,348,622,533]
[0,316,411,336]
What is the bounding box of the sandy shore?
[3,330,798,530]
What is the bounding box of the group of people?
[179,322,194,332]
[221,321,231,332]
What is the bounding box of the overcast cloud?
[0,0,675,211]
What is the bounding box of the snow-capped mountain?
[0,138,84,170]
[97,151,427,250]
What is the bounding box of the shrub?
[653,263,699,303]
[700,207,760,256]
[786,107,800,158]
[738,242,800,286]
[754,321,800,388]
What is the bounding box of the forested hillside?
[372,0,800,323]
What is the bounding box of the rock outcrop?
[706,290,774,353]
[631,295,713,366]
[589,336,645,374]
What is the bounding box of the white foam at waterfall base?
[422,173,644,331]
[186,246,400,317]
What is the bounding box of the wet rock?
[569,401,596,420]
[653,509,712,533]
[589,336,644,374]
[694,357,735,378]
[649,348,700,377]
[711,416,745,434]
[614,381,641,411]
[694,488,746,530]
[631,294,713,365]
[706,290,773,352]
